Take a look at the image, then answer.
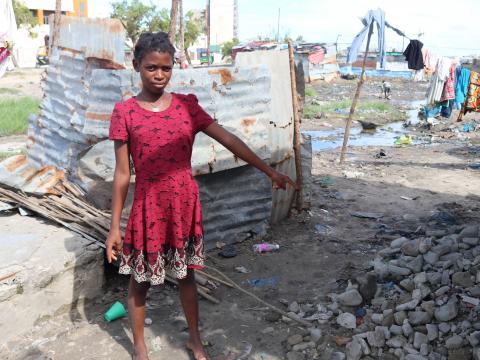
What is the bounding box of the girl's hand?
[106,228,123,263]
[270,170,298,190]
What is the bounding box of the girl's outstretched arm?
[106,141,131,263]
[203,123,298,190]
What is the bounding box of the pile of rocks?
[327,225,480,360]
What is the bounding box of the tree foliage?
[221,38,240,58]
[13,0,37,28]
[111,0,169,44]
[111,1,204,49]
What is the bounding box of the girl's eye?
[162,67,172,72]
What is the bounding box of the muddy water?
[306,100,424,152]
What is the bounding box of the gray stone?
[382,311,395,327]
[400,278,415,292]
[289,301,300,313]
[414,332,429,350]
[391,237,410,248]
[441,252,462,263]
[474,347,480,360]
[470,287,480,297]
[424,251,440,265]
[388,264,412,277]
[434,298,458,322]
[452,272,474,287]
[402,240,421,257]
[460,225,479,239]
[426,272,442,285]
[396,298,420,311]
[407,256,424,273]
[330,352,346,360]
[420,301,435,315]
[346,338,362,360]
[438,322,451,334]
[448,348,473,360]
[287,334,304,346]
[309,328,322,343]
[445,335,464,349]
[337,312,357,329]
[432,244,452,256]
[426,324,438,341]
[390,325,403,335]
[441,270,450,285]
[405,354,428,360]
[409,311,432,326]
[464,238,480,246]
[366,329,385,348]
[469,331,480,347]
[286,351,305,360]
[403,321,414,337]
[394,311,407,325]
[371,313,384,325]
[419,238,432,254]
[435,285,450,297]
[292,341,315,351]
[386,335,407,348]
[337,289,363,307]
[414,272,428,284]
[420,343,429,356]
[356,273,377,303]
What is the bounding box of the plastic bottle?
[252,243,280,253]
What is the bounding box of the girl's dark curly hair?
[134,31,176,63]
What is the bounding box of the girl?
[106,31,296,360]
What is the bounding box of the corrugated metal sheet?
[54,17,125,66]
[235,50,296,223]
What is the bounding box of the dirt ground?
[2,72,480,359]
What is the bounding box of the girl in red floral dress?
[106,32,296,360]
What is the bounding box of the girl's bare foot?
[186,339,210,360]
[132,343,149,360]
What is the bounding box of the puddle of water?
[306,100,424,152]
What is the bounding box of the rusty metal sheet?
[0,155,64,195]
[54,16,125,66]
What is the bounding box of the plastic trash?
[252,243,280,253]
[463,123,475,132]
[104,301,127,322]
[246,277,279,287]
[394,135,412,145]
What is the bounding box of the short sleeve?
[185,94,215,134]
[109,103,129,141]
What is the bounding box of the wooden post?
[179,0,185,68]
[49,0,62,56]
[168,0,179,45]
[206,0,211,65]
[340,23,374,163]
[288,39,303,210]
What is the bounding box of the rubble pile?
[279,223,480,360]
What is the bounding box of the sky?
[89,0,480,57]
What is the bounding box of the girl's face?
[133,51,174,95]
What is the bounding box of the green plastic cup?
[104,301,127,322]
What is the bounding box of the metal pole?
[340,23,374,163]
[288,39,304,210]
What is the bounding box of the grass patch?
[305,85,317,97]
[0,97,39,136]
[0,88,21,95]
[303,100,403,120]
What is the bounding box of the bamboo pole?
[340,23,374,163]
[287,39,304,210]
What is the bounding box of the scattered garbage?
[315,223,332,235]
[463,123,475,132]
[234,266,251,274]
[394,134,413,145]
[218,244,237,258]
[246,277,279,287]
[104,301,127,322]
[144,317,152,325]
[374,148,387,158]
[252,243,280,253]
[315,175,335,187]
[350,211,384,219]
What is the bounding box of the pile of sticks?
[0,181,231,304]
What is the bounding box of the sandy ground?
[2,71,480,359]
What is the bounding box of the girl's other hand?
[270,171,298,190]
[106,228,123,263]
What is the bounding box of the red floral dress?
[109,93,215,285]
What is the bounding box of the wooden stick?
[0,272,17,282]
[197,269,234,288]
[165,275,220,304]
[288,39,304,210]
[204,265,311,327]
[340,22,374,163]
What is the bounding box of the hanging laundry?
[346,8,407,69]
[455,67,471,109]
[440,100,454,118]
[421,48,437,76]
[464,71,480,113]
[426,57,452,104]
[403,40,424,70]
[440,63,456,102]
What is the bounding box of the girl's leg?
[178,269,209,360]
[128,275,150,360]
